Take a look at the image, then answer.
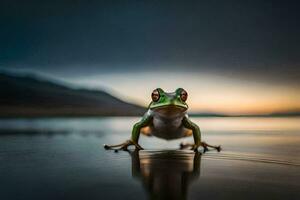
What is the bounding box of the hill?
[0,72,146,117]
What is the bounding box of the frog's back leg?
[183,128,193,137]
[140,126,153,136]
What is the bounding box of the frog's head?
[149,88,188,113]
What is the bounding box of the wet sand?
[0,117,299,200]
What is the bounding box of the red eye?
[180,90,188,102]
[151,89,160,102]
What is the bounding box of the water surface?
[0,117,299,200]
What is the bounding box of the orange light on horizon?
[67,72,300,115]
[189,85,300,115]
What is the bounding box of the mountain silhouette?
[0,72,146,117]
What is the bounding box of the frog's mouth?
[151,105,188,115]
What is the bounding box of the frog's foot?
[180,142,221,152]
[201,142,222,152]
[180,142,206,152]
[104,140,144,151]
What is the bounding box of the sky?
[1,0,300,114]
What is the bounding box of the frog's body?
[104,88,221,152]
[141,107,191,140]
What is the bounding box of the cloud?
[1,1,300,85]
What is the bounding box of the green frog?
[104,88,221,152]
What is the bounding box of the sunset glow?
[66,71,300,115]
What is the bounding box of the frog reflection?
[129,150,201,200]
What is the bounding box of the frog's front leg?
[104,112,152,151]
[181,116,221,152]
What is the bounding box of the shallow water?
[0,117,299,200]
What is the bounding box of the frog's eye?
[151,89,160,102]
[180,89,188,102]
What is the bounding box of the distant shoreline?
[189,113,300,118]
[0,113,300,119]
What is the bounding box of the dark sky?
[1,0,300,85]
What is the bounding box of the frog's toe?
[135,145,144,150]
[216,145,222,152]
[104,140,143,151]
[132,141,144,150]
[103,140,130,151]
[190,144,200,152]
[120,145,129,151]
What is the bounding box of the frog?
[104,88,221,152]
